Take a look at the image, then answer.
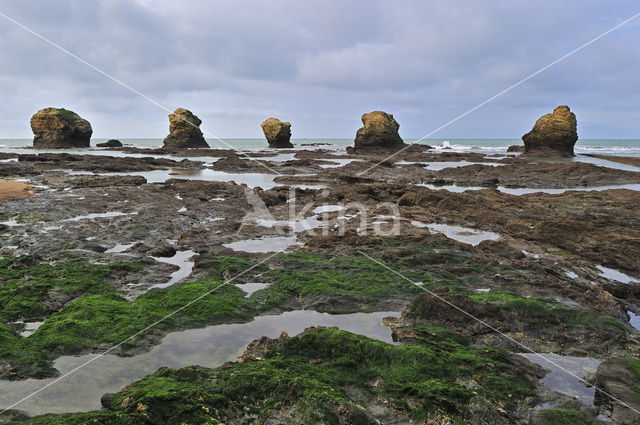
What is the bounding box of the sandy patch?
[0,180,34,202]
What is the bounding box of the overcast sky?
[0,1,638,139]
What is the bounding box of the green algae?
[0,257,143,322]
[0,279,255,379]
[252,252,422,310]
[1,249,425,379]
[2,238,626,381]
[5,328,536,424]
[531,409,600,424]
[469,292,628,335]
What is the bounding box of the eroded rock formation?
[31,108,92,149]
[353,111,404,150]
[162,108,209,149]
[522,105,578,157]
[261,118,293,148]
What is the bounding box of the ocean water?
[1,138,639,156]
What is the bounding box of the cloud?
[0,0,638,138]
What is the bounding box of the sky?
[0,0,638,139]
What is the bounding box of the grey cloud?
[0,0,638,138]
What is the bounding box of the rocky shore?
[0,141,639,424]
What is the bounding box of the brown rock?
[354,111,404,150]
[162,108,209,149]
[30,108,92,149]
[522,105,578,157]
[97,139,122,148]
[261,118,293,148]
[594,358,640,424]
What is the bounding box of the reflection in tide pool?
[596,265,639,284]
[629,311,640,331]
[519,353,600,406]
[0,310,399,415]
[497,184,640,196]
[66,168,280,189]
[411,221,500,246]
[104,243,136,254]
[235,282,269,297]
[415,183,640,195]
[223,236,300,253]
[416,183,485,192]
[150,250,196,289]
[573,155,640,173]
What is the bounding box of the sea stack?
[162,108,209,149]
[30,108,92,149]
[522,105,578,157]
[353,111,404,150]
[261,118,293,148]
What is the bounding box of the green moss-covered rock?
[530,408,600,425]
[30,108,92,149]
[390,288,632,356]
[5,327,538,424]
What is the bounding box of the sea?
[1,138,639,157]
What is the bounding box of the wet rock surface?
[593,358,640,424]
[30,108,92,149]
[0,143,639,424]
